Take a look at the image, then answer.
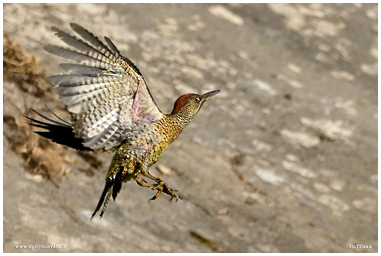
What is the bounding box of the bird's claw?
[148,181,181,202]
[149,180,165,191]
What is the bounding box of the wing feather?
[69,23,113,54]
[45,24,163,151]
[44,45,116,70]
[104,36,121,57]
[59,63,109,76]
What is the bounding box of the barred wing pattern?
[45,23,163,151]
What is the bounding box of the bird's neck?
[157,113,192,144]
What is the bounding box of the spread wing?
[45,23,163,151]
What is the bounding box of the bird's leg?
[137,165,181,202]
[135,175,151,188]
[135,174,164,201]
[148,180,182,202]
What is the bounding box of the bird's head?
[170,90,220,120]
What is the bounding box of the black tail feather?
[112,171,123,201]
[91,171,123,220]
[25,109,91,151]
[91,178,112,220]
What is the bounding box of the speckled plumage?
[28,23,220,219]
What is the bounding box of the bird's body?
[27,23,219,219]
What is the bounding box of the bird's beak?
[202,90,220,101]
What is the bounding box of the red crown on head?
[171,94,195,115]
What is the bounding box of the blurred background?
[3,3,377,253]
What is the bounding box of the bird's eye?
[195,97,201,103]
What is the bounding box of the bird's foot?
[148,181,181,202]
[134,174,182,202]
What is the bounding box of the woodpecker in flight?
[27,23,220,219]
